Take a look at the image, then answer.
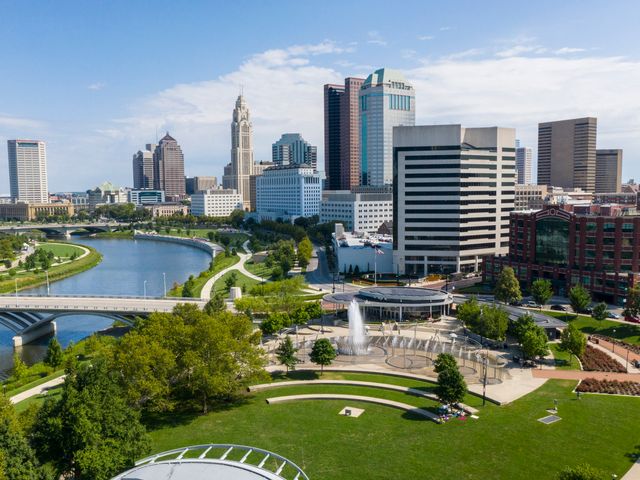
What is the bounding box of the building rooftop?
[363,68,411,88]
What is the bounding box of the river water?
[0,237,211,371]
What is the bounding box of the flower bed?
[579,345,626,373]
[576,378,640,396]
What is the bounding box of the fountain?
[336,299,370,355]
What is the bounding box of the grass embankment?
[0,243,102,293]
[146,375,639,479]
[157,228,249,244]
[93,230,134,239]
[546,311,640,345]
[244,258,275,279]
[212,270,262,296]
[167,252,240,297]
[548,343,580,370]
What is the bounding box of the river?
[0,236,211,372]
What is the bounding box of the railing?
[0,293,203,301]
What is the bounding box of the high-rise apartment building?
[595,149,623,193]
[272,133,317,168]
[153,133,185,198]
[323,77,364,191]
[132,144,156,189]
[7,140,48,203]
[222,95,254,210]
[393,125,516,275]
[515,144,533,185]
[360,69,415,186]
[537,117,597,191]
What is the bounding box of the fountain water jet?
[336,299,370,355]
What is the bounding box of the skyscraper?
[7,140,49,203]
[595,149,623,193]
[392,125,515,275]
[222,95,254,210]
[153,133,185,198]
[537,117,597,191]
[272,133,317,168]
[132,143,156,189]
[515,144,533,184]
[323,77,364,191]
[360,68,415,186]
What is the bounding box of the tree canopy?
[309,338,336,375]
[531,279,553,306]
[568,285,591,313]
[623,286,640,318]
[559,323,586,366]
[434,353,467,405]
[494,267,522,304]
[275,336,299,372]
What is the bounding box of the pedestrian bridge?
[0,294,205,346]
[0,222,125,237]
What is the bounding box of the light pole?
[14,278,18,307]
[45,270,50,296]
[143,280,147,299]
[612,329,616,354]
[162,272,167,297]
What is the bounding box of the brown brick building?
[484,206,640,305]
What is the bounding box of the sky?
[1,0,639,193]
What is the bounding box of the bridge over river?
[0,222,126,237]
[0,294,205,346]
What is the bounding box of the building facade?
[87,181,128,211]
[128,189,165,206]
[185,176,217,195]
[7,140,48,203]
[320,187,393,234]
[515,184,548,211]
[537,117,597,191]
[515,145,532,185]
[323,77,364,191]
[360,69,415,186]
[333,224,394,274]
[484,206,640,305]
[153,133,185,199]
[144,203,189,218]
[256,164,321,220]
[0,202,74,221]
[272,133,317,169]
[393,124,516,275]
[222,95,254,210]
[190,188,243,217]
[132,144,156,189]
[595,149,623,193]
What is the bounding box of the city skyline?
[1,0,640,192]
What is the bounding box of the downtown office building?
[7,139,49,204]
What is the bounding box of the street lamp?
[45,270,50,296]
[162,272,167,297]
[14,278,18,307]
[143,280,147,299]
[612,329,616,354]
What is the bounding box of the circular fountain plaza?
[267,287,509,385]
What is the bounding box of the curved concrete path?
[200,240,262,300]
[249,379,478,414]
[9,375,65,404]
[265,393,438,421]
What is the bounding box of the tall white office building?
[222,95,254,210]
[359,68,415,186]
[7,140,49,203]
[393,125,516,275]
[256,164,322,220]
[515,144,533,185]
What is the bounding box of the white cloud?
[367,31,387,46]
[401,49,417,59]
[444,48,485,60]
[495,44,547,58]
[88,82,106,91]
[439,26,452,31]
[555,47,587,55]
[0,114,44,130]
[417,35,434,41]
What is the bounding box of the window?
[535,217,570,266]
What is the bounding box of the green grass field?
[144,373,640,479]
[546,311,640,345]
[168,253,240,297]
[548,343,580,370]
[36,242,85,258]
[212,270,262,296]
[244,258,275,279]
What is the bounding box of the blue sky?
[1,0,639,192]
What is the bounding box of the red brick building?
[484,206,640,305]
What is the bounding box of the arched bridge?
[0,294,205,346]
[0,222,126,237]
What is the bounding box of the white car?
[607,312,621,319]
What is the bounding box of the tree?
[493,266,522,304]
[521,326,549,360]
[531,279,553,307]
[43,338,64,369]
[592,302,608,322]
[309,338,336,375]
[225,271,238,291]
[275,336,299,372]
[290,308,310,326]
[556,463,606,480]
[260,312,289,335]
[457,297,482,330]
[204,293,226,315]
[559,323,586,367]
[568,284,591,313]
[181,275,196,297]
[11,352,26,381]
[31,359,149,480]
[513,313,536,345]
[297,237,313,269]
[477,305,509,341]
[434,353,467,405]
[623,286,640,318]
[303,302,323,320]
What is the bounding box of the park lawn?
[0,243,102,293]
[546,311,640,345]
[244,258,275,279]
[14,385,63,413]
[145,378,639,480]
[548,343,580,370]
[167,253,240,297]
[213,270,261,296]
[37,242,85,258]
[4,369,66,398]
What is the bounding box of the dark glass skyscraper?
[153,133,185,199]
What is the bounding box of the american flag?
[373,245,384,255]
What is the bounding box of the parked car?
[579,307,593,315]
[510,300,523,306]
[607,312,621,319]
[626,315,640,324]
[525,301,540,308]
[550,304,567,311]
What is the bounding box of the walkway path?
[265,393,438,421]
[589,341,640,373]
[200,240,262,301]
[9,375,65,404]
[532,369,640,382]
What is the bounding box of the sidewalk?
[532,369,640,382]
[9,375,65,404]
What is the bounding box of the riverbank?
[0,242,102,293]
